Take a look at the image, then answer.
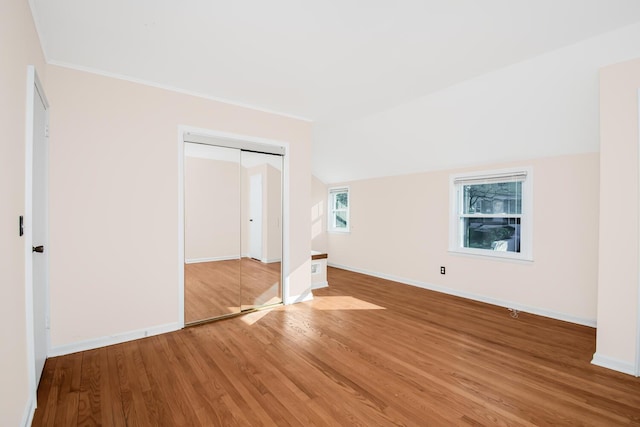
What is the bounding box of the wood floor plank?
[51,351,82,427]
[143,334,193,426]
[33,267,640,426]
[171,330,253,426]
[163,332,231,425]
[202,324,295,426]
[77,349,102,426]
[114,343,155,426]
[32,357,59,426]
[104,345,127,427]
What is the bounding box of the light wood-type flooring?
[184,258,281,323]
[33,267,640,426]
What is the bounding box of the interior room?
[4,0,640,425]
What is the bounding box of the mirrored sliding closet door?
[184,137,283,324]
[239,151,283,311]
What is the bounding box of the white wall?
[313,22,640,184]
[594,57,640,375]
[328,153,600,325]
[0,1,46,424]
[46,64,312,349]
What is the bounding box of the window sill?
[328,229,351,234]
[448,249,533,264]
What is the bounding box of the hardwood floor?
[34,267,640,426]
[184,258,281,323]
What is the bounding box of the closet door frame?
[177,126,289,328]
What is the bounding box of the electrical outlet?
[440,266,446,275]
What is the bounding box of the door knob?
[32,245,44,253]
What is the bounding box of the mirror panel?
[184,143,241,322]
[240,151,283,310]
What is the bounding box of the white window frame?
[328,186,350,233]
[449,167,533,261]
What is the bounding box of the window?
[450,168,532,260]
[329,187,350,232]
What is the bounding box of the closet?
[183,134,283,324]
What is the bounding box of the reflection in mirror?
[184,143,241,322]
[240,151,283,311]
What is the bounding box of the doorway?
[249,173,263,261]
[25,66,50,395]
[181,132,285,324]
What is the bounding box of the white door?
[249,174,263,260]
[30,71,49,387]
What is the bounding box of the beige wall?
[46,64,311,348]
[327,153,600,324]
[0,0,46,424]
[185,157,241,261]
[595,57,640,372]
[266,164,283,262]
[311,175,328,253]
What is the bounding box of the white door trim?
[636,89,640,377]
[24,65,50,413]
[177,126,291,327]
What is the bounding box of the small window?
[450,168,532,260]
[329,187,350,232]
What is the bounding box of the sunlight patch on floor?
[309,296,386,310]
[243,281,281,309]
[240,308,273,325]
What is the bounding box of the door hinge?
[44,124,49,138]
[45,315,50,329]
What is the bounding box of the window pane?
[334,192,348,209]
[462,217,521,252]
[335,211,348,229]
[463,182,521,214]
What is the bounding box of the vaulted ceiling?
[30,0,640,182]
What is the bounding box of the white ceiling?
[30,0,640,182]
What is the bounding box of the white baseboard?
[591,353,637,376]
[286,290,314,305]
[21,395,36,427]
[328,263,597,328]
[312,280,329,290]
[49,322,181,357]
[262,257,282,264]
[185,256,240,264]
